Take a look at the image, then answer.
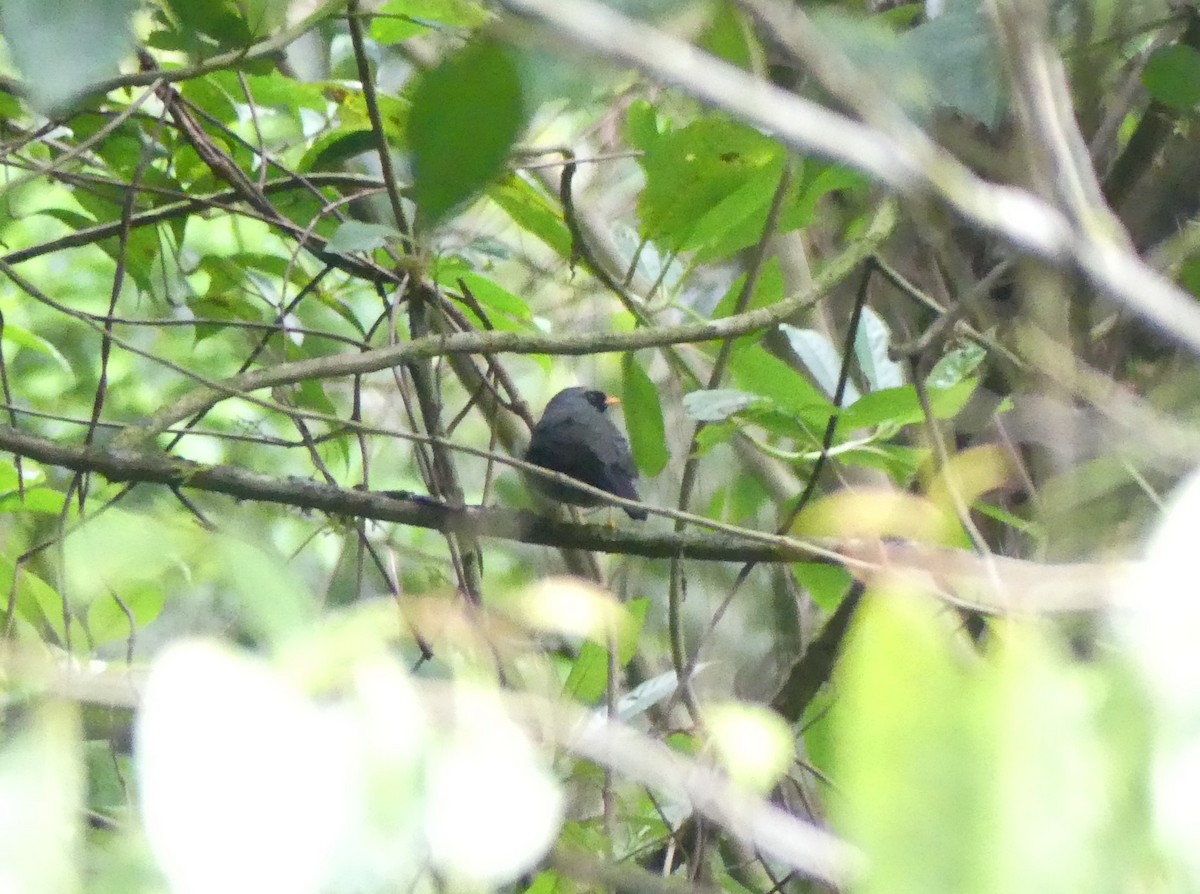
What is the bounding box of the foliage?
[0,0,1198,891]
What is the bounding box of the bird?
[524,387,647,520]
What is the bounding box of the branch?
[0,424,834,564]
[0,173,389,271]
[0,423,1133,611]
[119,201,897,443]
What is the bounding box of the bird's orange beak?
[605,395,621,407]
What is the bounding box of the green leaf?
[927,341,986,389]
[210,69,327,115]
[693,420,737,456]
[187,293,263,343]
[298,129,378,173]
[371,0,486,43]
[837,386,921,430]
[636,117,786,259]
[728,339,831,417]
[564,597,648,704]
[86,583,166,646]
[711,258,783,320]
[0,488,67,514]
[792,562,851,613]
[294,377,337,417]
[325,221,403,255]
[441,268,532,323]
[370,13,428,44]
[698,0,756,71]
[624,98,659,151]
[69,191,165,291]
[835,443,923,483]
[409,39,526,226]
[835,597,1120,892]
[0,554,68,643]
[785,162,869,230]
[162,0,253,47]
[0,0,138,111]
[563,645,608,705]
[837,380,977,431]
[726,468,770,520]
[487,174,572,260]
[1143,44,1200,111]
[686,160,786,261]
[1,323,73,376]
[621,354,669,476]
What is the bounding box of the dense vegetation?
[1,0,1199,890]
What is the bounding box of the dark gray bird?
[524,387,647,520]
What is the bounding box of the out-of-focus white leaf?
[706,702,794,793]
[424,687,563,886]
[1115,467,1200,882]
[137,640,360,894]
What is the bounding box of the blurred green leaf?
[814,0,1004,127]
[161,0,253,48]
[832,593,999,892]
[0,555,67,644]
[298,128,378,173]
[0,488,67,514]
[711,258,783,320]
[437,263,533,323]
[564,597,648,704]
[728,339,831,417]
[698,0,756,70]
[409,40,526,226]
[621,354,669,476]
[835,596,1122,893]
[624,98,660,151]
[86,582,166,646]
[779,161,869,231]
[487,174,572,260]
[2,323,74,376]
[927,341,986,389]
[325,221,404,255]
[637,117,788,260]
[1143,44,1200,112]
[793,562,852,613]
[371,0,486,43]
[896,0,1005,127]
[187,293,263,343]
[0,0,138,111]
